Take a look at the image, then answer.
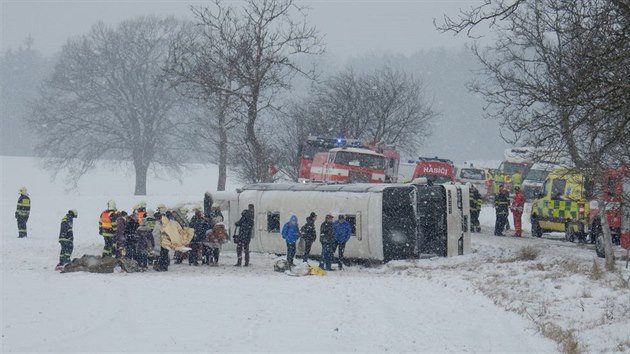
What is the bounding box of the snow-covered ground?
[2,156,629,353]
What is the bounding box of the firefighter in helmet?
[468,183,482,233]
[99,200,118,257]
[15,187,31,238]
[57,209,78,270]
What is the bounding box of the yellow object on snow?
[308,266,327,276]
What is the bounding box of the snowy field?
[2,156,629,353]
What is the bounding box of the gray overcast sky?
[1,0,476,57]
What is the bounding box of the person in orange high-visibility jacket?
[510,186,526,237]
[99,200,118,257]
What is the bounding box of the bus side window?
[344,214,357,236]
[267,212,280,232]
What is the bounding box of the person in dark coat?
[203,192,213,219]
[209,203,224,225]
[15,187,31,238]
[494,186,510,236]
[281,215,300,266]
[300,212,317,262]
[234,204,254,267]
[189,208,211,266]
[124,211,139,261]
[56,209,78,270]
[115,211,129,259]
[135,218,153,271]
[319,214,335,271]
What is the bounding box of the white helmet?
[19,186,28,195]
[69,209,78,217]
[157,204,167,212]
[212,202,220,208]
[107,200,117,210]
[135,200,147,209]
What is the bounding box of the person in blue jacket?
[281,214,300,267]
[333,215,352,270]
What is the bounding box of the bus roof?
[240,183,412,193]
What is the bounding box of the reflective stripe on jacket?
[16,195,31,217]
[59,214,73,242]
[99,210,117,237]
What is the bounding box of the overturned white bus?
[224,182,470,261]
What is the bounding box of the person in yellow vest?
[15,187,31,238]
[512,171,523,191]
[99,200,118,257]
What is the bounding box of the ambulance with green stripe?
[530,166,630,257]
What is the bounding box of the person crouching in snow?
[281,215,300,267]
[56,209,78,270]
[206,222,228,266]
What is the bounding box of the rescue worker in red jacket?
[510,186,526,237]
[99,200,118,257]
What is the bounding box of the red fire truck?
[412,157,456,184]
[298,136,400,183]
[594,165,630,257]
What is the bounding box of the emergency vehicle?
[521,161,558,200]
[455,166,488,199]
[530,166,630,257]
[298,136,400,183]
[412,157,455,185]
[490,147,535,195]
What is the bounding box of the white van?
[455,166,487,199]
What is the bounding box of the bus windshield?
[334,151,386,169]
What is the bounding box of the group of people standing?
[493,184,525,237]
[468,182,526,237]
[281,212,352,271]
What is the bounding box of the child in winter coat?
[206,222,228,265]
[281,215,300,266]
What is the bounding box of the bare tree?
[439,0,630,270]
[187,0,324,183]
[278,66,436,179]
[363,67,435,152]
[166,22,242,191]
[29,16,188,195]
